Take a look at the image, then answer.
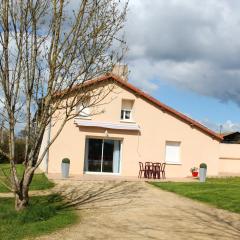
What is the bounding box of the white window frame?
[121,109,132,121]
[165,141,181,165]
[84,136,123,176]
[120,99,134,122]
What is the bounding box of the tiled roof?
[59,73,223,141]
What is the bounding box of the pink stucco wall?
[219,143,240,175]
[40,82,222,178]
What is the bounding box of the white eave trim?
[74,118,140,131]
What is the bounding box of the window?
[121,99,134,121]
[165,141,181,164]
[85,138,121,173]
[121,109,131,120]
[76,98,91,118]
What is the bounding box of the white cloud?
[126,0,240,105]
[201,119,240,133]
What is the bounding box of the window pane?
[113,140,121,173]
[125,110,131,119]
[121,110,124,119]
[102,140,114,173]
[87,139,102,172]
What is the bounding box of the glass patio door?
[86,138,102,172]
[85,138,121,173]
[102,140,114,172]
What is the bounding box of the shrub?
[199,163,207,169]
[62,158,70,164]
[0,140,9,164]
[0,152,9,164]
[190,167,198,173]
[0,137,26,164]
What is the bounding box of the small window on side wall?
[121,99,134,121]
[165,141,181,164]
[76,98,91,118]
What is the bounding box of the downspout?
[45,117,52,174]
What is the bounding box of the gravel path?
[35,180,240,240]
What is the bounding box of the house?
[39,72,240,178]
[221,132,240,144]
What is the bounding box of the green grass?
[0,164,54,193]
[0,194,78,240]
[151,177,240,213]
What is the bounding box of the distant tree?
[0,0,128,210]
[0,129,9,163]
[0,116,5,145]
[0,128,26,164]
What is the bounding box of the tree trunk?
[14,169,34,211]
[15,186,29,211]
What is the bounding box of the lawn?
[0,163,54,193]
[151,177,240,214]
[0,194,78,240]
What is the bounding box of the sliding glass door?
[85,138,121,174]
[86,139,102,172]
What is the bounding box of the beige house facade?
[39,74,240,178]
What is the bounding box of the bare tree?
[0,0,128,211]
[0,111,5,145]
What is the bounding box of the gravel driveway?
[36,180,240,240]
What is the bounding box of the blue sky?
[150,79,240,132]
[125,0,240,132]
[128,74,240,132]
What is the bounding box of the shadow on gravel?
[55,181,144,210]
[182,207,240,240]
[49,181,240,240]
[84,204,240,240]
